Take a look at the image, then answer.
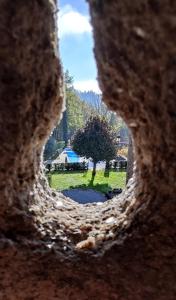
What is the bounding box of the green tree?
[65,69,74,90]
[72,116,116,182]
[62,70,74,146]
[43,136,57,160]
[61,70,95,144]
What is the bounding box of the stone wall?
[0,0,175,299]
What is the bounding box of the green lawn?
[49,170,126,194]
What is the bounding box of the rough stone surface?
[0,0,63,232]
[0,0,176,299]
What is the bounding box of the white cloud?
[74,80,101,94]
[58,5,92,38]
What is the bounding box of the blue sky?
[57,0,100,93]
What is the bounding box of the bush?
[117,147,128,157]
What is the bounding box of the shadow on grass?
[51,170,88,175]
[69,181,112,194]
[50,169,125,175]
[47,170,126,192]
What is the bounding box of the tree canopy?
[72,116,117,179]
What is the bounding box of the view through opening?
[43,0,132,205]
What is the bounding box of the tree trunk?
[105,161,110,169]
[91,161,97,183]
[104,160,110,177]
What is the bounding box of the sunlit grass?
[49,170,126,193]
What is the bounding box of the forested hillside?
[76,90,101,106]
[77,90,126,134]
[44,72,96,159]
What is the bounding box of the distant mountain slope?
[76,90,102,107]
[75,90,129,141]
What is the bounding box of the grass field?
[49,170,126,194]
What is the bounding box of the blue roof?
[64,148,80,163]
[64,147,72,151]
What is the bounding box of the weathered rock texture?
[0,0,63,232]
[0,0,176,299]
